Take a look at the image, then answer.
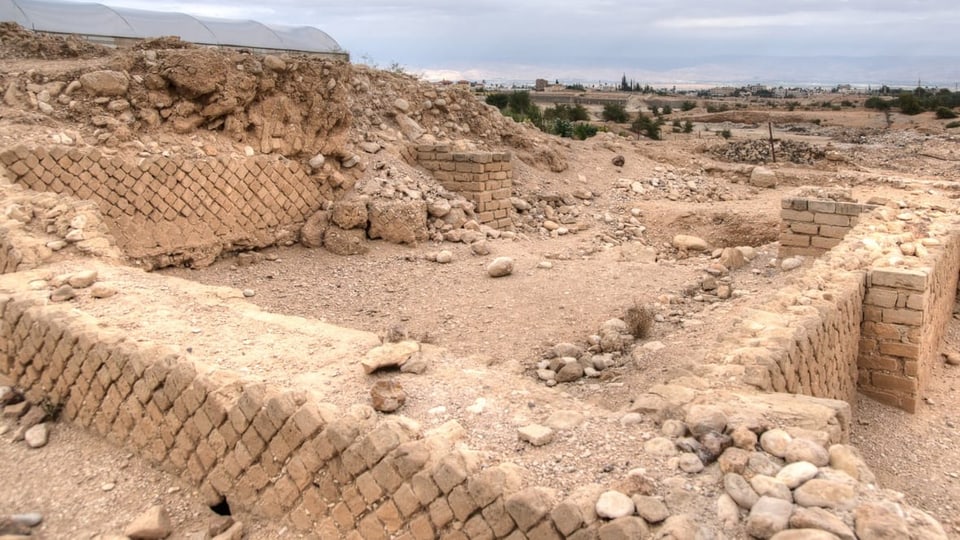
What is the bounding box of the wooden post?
[768,122,776,163]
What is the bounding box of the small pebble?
[242,289,256,298]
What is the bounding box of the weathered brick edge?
[729,198,960,413]
[0,145,324,268]
[414,144,513,230]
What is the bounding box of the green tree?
[897,92,922,115]
[683,120,694,133]
[631,113,663,140]
[602,103,630,123]
[681,101,696,111]
[485,93,509,109]
[936,106,958,119]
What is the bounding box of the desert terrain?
[1,22,960,540]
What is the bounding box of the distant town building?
[534,79,548,92]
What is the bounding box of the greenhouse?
[0,0,349,59]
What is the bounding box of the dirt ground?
[4,27,960,538]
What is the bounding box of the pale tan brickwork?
[779,196,877,258]
[415,144,513,229]
[0,145,323,268]
[859,230,960,412]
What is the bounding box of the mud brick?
[265,436,293,470]
[371,460,403,494]
[252,409,281,441]
[482,498,516,537]
[882,308,923,326]
[286,455,312,491]
[195,438,219,471]
[240,425,267,458]
[904,360,919,377]
[879,341,920,359]
[429,497,454,529]
[432,454,470,494]
[409,514,435,540]
[358,513,388,540]
[780,234,811,247]
[326,419,361,452]
[332,502,354,530]
[341,446,369,477]
[289,503,315,532]
[301,486,327,517]
[412,471,441,506]
[143,436,168,464]
[244,463,270,490]
[232,477,259,509]
[355,471,384,503]
[339,484,365,517]
[781,209,814,222]
[463,514,495,539]
[180,417,201,445]
[207,428,228,458]
[274,475,301,509]
[527,520,562,539]
[168,445,190,471]
[185,453,205,485]
[448,485,479,522]
[317,472,340,503]
[207,463,234,495]
[872,373,918,394]
[811,236,842,249]
[192,407,215,437]
[159,415,181,449]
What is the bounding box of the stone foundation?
[415,144,513,229]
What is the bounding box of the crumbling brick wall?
[0,145,323,268]
[415,144,513,229]
[779,196,876,258]
[859,230,960,412]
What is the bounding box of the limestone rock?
[555,361,584,383]
[655,514,700,539]
[124,505,172,539]
[760,429,792,457]
[770,530,841,540]
[746,496,793,539]
[24,423,49,448]
[781,257,803,271]
[504,487,556,532]
[790,507,855,540]
[323,227,368,256]
[724,473,759,509]
[518,424,554,447]
[732,425,759,450]
[470,241,491,256]
[361,340,420,374]
[776,461,818,489]
[67,270,98,288]
[544,410,584,431]
[679,453,705,473]
[719,247,747,271]
[90,284,118,298]
[487,257,514,278]
[50,285,75,302]
[685,405,727,437]
[794,479,855,510]
[595,490,635,519]
[717,494,740,529]
[750,166,777,188]
[632,495,669,523]
[330,199,369,230]
[598,516,648,540]
[300,210,329,248]
[785,438,829,467]
[644,437,678,457]
[828,445,875,483]
[370,379,406,412]
[855,502,909,540]
[749,475,792,502]
[367,200,428,244]
[262,55,286,71]
[673,235,709,252]
[79,70,129,97]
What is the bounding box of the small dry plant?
[625,300,654,339]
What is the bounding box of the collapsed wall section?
[415,144,513,229]
[0,145,323,268]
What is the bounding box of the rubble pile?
[713,139,826,164]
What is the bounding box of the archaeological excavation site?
[3,22,960,540]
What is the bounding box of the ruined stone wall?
[779,196,876,258]
[859,230,960,412]
[415,144,513,229]
[0,145,323,268]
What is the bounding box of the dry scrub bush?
[625,301,654,339]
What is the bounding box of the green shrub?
[681,101,696,111]
[572,122,599,140]
[897,92,923,115]
[718,129,732,139]
[485,93,509,109]
[683,120,694,133]
[946,121,960,129]
[936,107,958,119]
[602,103,630,123]
[551,118,573,138]
[662,104,673,115]
[864,96,891,110]
[631,113,663,140]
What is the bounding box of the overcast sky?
[61,0,960,84]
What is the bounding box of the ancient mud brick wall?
[415,144,513,229]
[779,196,877,258]
[859,231,960,412]
[0,145,323,268]
[0,288,616,538]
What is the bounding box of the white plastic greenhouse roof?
[0,0,347,55]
